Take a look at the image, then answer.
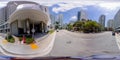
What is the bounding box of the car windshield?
[0,0,120,60]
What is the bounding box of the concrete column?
[45,24,47,33]
[39,22,42,32]
[32,22,35,37]
[26,19,30,34]
[32,22,35,32]
[23,21,26,33]
[44,23,46,33]
[43,23,45,33]
[42,22,44,33]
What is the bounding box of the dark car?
[112,32,115,36]
[56,29,59,32]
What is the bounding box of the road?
[0,30,120,57]
[47,30,120,57]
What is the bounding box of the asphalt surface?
[0,30,120,58]
[47,30,120,57]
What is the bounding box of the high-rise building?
[114,9,120,30]
[77,10,87,21]
[99,15,106,27]
[0,7,6,32]
[57,14,63,28]
[0,7,6,25]
[50,14,56,29]
[107,19,114,29]
[0,1,51,35]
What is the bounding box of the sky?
[1,0,120,26]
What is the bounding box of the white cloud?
[0,2,7,8]
[70,16,77,21]
[1,0,120,13]
[51,1,100,13]
[96,2,120,18]
[52,2,88,13]
[98,2,120,11]
[51,1,120,13]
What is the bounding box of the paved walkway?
[0,31,56,58]
[0,33,6,38]
[115,33,120,49]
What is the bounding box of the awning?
[7,8,49,24]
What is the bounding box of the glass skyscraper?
[77,10,87,21]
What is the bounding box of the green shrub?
[6,35,12,39]
[9,38,15,43]
[6,35,15,43]
[25,37,34,44]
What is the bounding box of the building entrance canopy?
[8,8,49,24]
[7,4,49,35]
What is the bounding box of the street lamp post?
[26,19,30,35]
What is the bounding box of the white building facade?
[0,1,51,35]
[114,9,120,30]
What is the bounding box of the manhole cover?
[66,41,71,44]
[102,51,110,53]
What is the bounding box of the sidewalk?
[0,31,56,58]
[0,33,6,38]
[115,33,120,49]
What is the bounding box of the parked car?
[56,29,59,32]
[71,30,74,32]
[112,32,115,36]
